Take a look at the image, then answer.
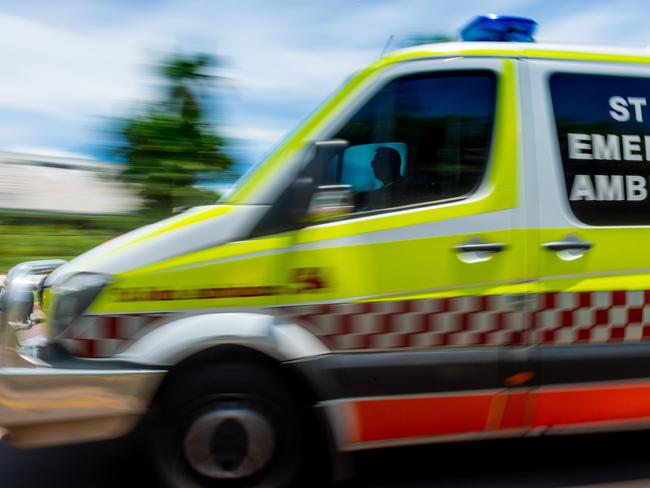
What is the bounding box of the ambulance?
[4,14,650,487]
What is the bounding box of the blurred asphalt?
[3,431,650,487]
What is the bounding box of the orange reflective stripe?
[351,392,495,443]
[532,381,650,427]
[485,392,508,431]
[499,391,531,430]
[336,382,650,447]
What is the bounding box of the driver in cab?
[356,146,408,210]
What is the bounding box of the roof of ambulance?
[380,41,650,65]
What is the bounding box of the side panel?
[527,59,650,433]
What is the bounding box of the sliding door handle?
[542,234,592,261]
[542,240,592,252]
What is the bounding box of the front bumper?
[0,261,165,448]
[0,361,164,448]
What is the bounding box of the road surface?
[2,430,650,487]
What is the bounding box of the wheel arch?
[149,344,319,407]
[117,311,329,366]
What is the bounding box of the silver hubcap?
[183,405,276,479]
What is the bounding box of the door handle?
[542,238,592,252]
[542,234,592,261]
[454,238,506,264]
[543,241,592,252]
[454,242,506,254]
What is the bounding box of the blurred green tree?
[116,54,231,215]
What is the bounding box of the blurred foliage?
[115,53,231,216]
[168,186,222,210]
[0,212,149,274]
[0,189,221,273]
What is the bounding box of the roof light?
[460,15,537,43]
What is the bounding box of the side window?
[550,73,650,225]
[327,70,497,212]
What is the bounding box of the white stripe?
[167,208,519,271]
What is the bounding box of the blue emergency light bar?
[460,15,537,43]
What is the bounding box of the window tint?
[551,73,650,225]
[326,71,497,212]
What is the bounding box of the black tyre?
[150,361,318,488]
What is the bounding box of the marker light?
[460,15,537,43]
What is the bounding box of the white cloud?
[0,13,149,119]
[218,125,287,143]
[536,0,650,45]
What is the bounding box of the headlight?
[50,273,111,337]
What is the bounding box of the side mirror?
[250,139,351,237]
[291,139,349,222]
[307,185,354,221]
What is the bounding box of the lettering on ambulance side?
[287,267,329,294]
[109,267,329,302]
[551,73,650,224]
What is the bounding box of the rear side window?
[550,72,650,225]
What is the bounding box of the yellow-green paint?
[374,45,650,70]
[90,227,529,314]
[111,205,232,253]
[92,222,650,316]
[120,232,293,277]
[535,227,650,294]
[274,228,528,306]
[91,243,289,313]
[69,205,233,270]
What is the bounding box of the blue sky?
[2,0,650,174]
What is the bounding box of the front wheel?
[150,361,317,488]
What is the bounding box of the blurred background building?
[0,152,145,274]
[0,151,139,215]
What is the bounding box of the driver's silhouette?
[359,146,407,209]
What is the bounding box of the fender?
[116,312,329,366]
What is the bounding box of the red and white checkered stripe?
[60,314,167,357]
[278,295,528,350]
[279,290,650,351]
[61,290,650,357]
[531,291,650,344]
